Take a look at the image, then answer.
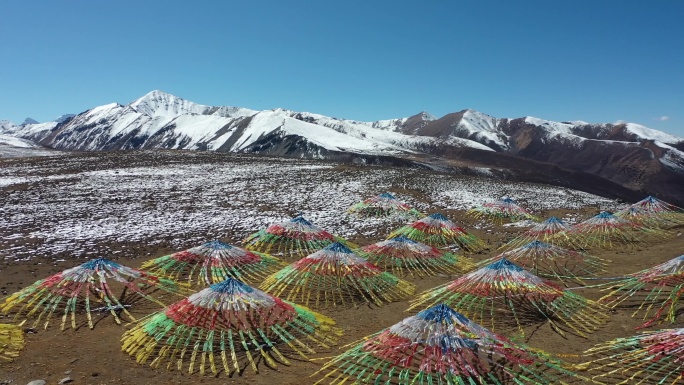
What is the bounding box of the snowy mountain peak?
[458,109,500,133]
[524,116,576,135]
[127,90,256,120]
[54,114,76,123]
[0,120,15,130]
[624,122,682,144]
[416,111,437,121]
[133,89,178,104]
[462,109,497,123]
[129,90,206,118]
[22,117,39,125]
[518,116,683,144]
[271,107,291,114]
[141,89,171,98]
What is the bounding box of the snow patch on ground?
[0,152,618,261]
[0,134,39,148]
[0,134,62,158]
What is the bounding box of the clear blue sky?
[1,0,683,136]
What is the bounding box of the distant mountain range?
[2,90,683,205]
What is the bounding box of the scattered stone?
[63,371,71,375]
[58,378,72,385]
[26,381,46,385]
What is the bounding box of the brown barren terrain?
[1,152,683,385]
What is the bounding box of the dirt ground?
[1,152,683,384]
[2,209,683,385]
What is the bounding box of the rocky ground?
[1,150,683,385]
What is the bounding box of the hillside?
[1,150,683,385]
[2,90,683,205]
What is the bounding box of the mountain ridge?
[2,90,683,205]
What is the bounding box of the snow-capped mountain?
[0,120,14,131]
[2,90,683,204]
[414,109,510,151]
[22,117,39,125]
[54,114,76,123]
[0,91,492,158]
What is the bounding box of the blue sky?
[1,1,683,136]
